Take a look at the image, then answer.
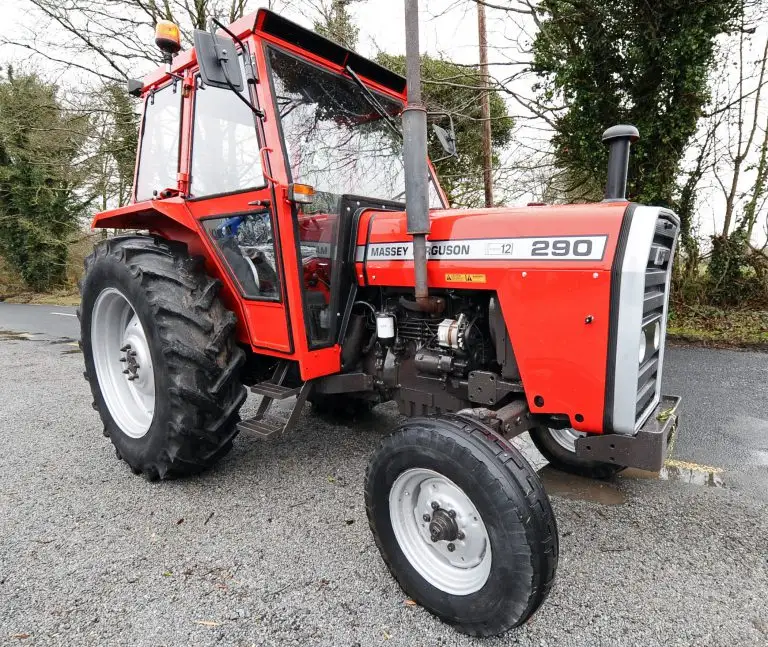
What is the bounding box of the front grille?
[635,214,678,422]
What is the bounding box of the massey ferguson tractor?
[79,5,681,637]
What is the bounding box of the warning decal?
[445,273,487,284]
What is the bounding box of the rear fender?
[91,200,252,344]
[91,198,196,234]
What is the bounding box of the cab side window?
[191,60,265,197]
[135,84,181,201]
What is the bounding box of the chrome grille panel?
[611,206,680,435]
[635,213,678,423]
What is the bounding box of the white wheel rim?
[91,288,155,438]
[548,427,586,453]
[389,468,492,596]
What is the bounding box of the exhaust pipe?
[402,0,432,310]
[602,125,640,201]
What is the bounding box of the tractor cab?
[99,10,448,380]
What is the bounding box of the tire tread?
[79,235,246,479]
[364,414,558,636]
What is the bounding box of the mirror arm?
[211,18,246,51]
[207,19,264,118]
[165,68,184,82]
[219,69,265,118]
[211,18,257,85]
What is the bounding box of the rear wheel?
[365,415,558,636]
[79,235,247,479]
[529,426,624,479]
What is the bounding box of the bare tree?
[4,0,299,83]
[710,26,768,238]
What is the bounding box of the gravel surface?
[1,338,767,646]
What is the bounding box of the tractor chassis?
[575,394,681,472]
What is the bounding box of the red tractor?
[79,8,681,637]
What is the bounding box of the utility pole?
[477,0,494,207]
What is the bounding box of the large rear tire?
[365,415,558,636]
[79,235,247,479]
[529,426,624,480]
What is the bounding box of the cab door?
[183,57,292,353]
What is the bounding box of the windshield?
[268,47,443,207]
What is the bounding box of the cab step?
[237,417,284,440]
[236,360,313,440]
[249,382,301,400]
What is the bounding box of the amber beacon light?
[155,20,182,63]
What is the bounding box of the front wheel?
[365,415,558,636]
[529,426,624,479]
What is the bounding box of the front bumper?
[575,394,681,472]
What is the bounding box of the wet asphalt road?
[0,303,79,340]
[1,302,764,495]
[664,345,768,497]
[0,303,767,646]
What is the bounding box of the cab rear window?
[135,84,181,201]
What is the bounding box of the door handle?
[248,199,271,208]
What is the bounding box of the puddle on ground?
[538,466,626,505]
[621,461,726,489]
[0,329,34,341]
[539,458,725,506]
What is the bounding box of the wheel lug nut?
[430,533,439,543]
[122,369,129,374]
[422,514,431,522]
[120,344,131,352]
[119,358,127,362]
[430,501,439,510]
[448,510,456,519]
[457,531,465,540]
[447,543,455,552]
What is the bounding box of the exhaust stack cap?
[602,124,640,144]
[602,124,640,202]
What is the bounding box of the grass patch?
[668,305,768,349]
[0,232,97,307]
[2,290,80,306]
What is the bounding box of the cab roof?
[139,8,406,95]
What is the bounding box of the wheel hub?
[91,288,155,439]
[428,507,458,543]
[389,468,492,596]
[120,344,139,380]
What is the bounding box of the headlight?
[652,320,661,350]
[638,329,647,364]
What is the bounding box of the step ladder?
[237,360,313,440]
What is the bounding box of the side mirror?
[433,124,457,158]
[192,29,244,91]
[127,78,143,97]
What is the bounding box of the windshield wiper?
[345,66,402,138]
